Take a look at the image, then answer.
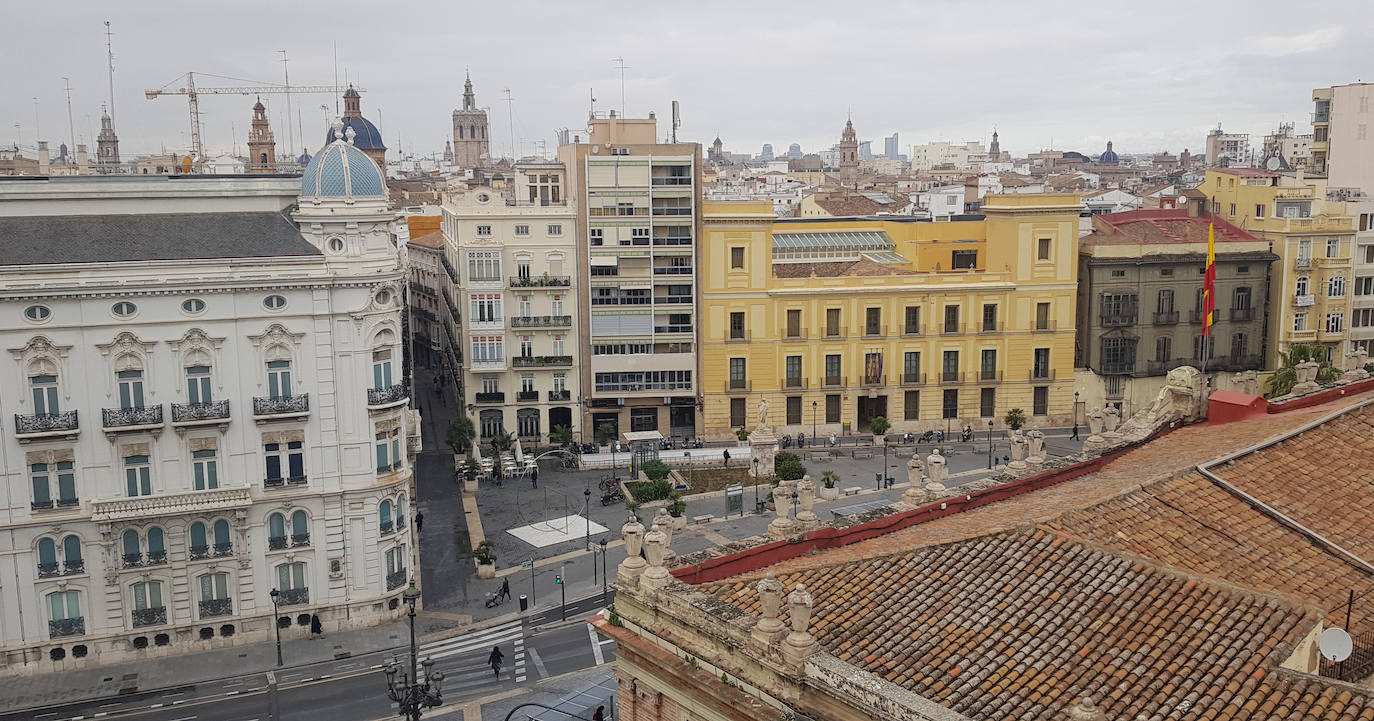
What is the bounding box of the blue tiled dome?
[1098,140,1119,164]
[326,116,386,151]
[300,135,384,199]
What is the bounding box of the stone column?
[794,475,818,530]
[751,572,786,646]
[639,524,672,590]
[767,480,797,538]
[616,516,647,589]
[781,584,818,667]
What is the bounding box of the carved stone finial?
[331,118,345,142]
[640,524,671,589]
[616,516,648,588]
[345,125,357,145]
[1026,429,1046,465]
[1066,697,1106,721]
[652,507,674,547]
[752,571,787,644]
[781,583,818,665]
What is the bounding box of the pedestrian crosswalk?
[397,619,527,694]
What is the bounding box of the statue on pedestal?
[1102,405,1121,438]
[640,524,672,589]
[757,397,770,431]
[617,516,647,588]
[781,584,818,666]
[1294,360,1321,394]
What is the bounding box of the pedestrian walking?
[500,577,511,602]
[414,510,424,534]
[488,645,504,678]
[722,448,730,468]
[531,465,539,488]
[1070,424,1080,441]
[593,706,605,721]
[309,614,323,639]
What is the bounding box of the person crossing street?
[488,645,504,678]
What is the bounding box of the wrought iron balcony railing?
[517,391,540,402]
[1152,311,1179,325]
[147,550,168,565]
[387,569,408,591]
[901,372,925,385]
[291,533,310,547]
[253,394,310,417]
[509,275,571,288]
[381,520,395,536]
[131,607,167,628]
[367,384,409,407]
[102,405,163,429]
[64,559,84,575]
[268,536,288,551]
[548,390,571,402]
[38,562,60,578]
[213,542,233,557]
[278,587,309,606]
[15,410,79,435]
[511,355,573,368]
[49,617,84,638]
[123,552,143,568]
[190,545,211,560]
[474,392,505,404]
[510,315,572,328]
[199,598,233,618]
[170,400,230,423]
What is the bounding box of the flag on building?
[1202,222,1216,337]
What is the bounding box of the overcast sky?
[4,1,1370,163]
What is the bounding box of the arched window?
[147,527,166,562]
[470,124,476,139]
[213,519,231,554]
[48,590,83,637]
[190,522,209,558]
[291,510,309,545]
[62,536,82,572]
[268,513,286,549]
[396,497,407,530]
[37,538,59,577]
[122,529,141,565]
[379,500,394,534]
[28,358,60,416]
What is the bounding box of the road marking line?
[35,713,58,719]
[149,705,163,709]
[527,647,549,678]
[99,703,122,708]
[224,690,240,695]
[588,622,605,665]
[93,715,107,719]
[163,691,186,697]
[598,638,616,646]
[167,716,198,721]
[172,700,187,705]
[516,674,526,682]
[318,674,331,679]
[223,679,244,686]
[299,678,313,683]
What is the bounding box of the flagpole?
[1199,220,1217,409]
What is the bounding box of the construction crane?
[145,72,362,170]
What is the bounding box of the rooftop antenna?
[297,108,304,158]
[231,120,237,157]
[279,50,294,157]
[103,21,116,124]
[671,100,680,143]
[588,88,597,120]
[611,57,628,117]
[333,41,339,115]
[504,88,515,161]
[33,97,40,140]
[63,77,75,158]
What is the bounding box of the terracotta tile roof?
[811,193,909,217]
[771,258,916,278]
[1081,209,1262,247]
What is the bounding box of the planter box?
[476,561,496,579]
[672,515,687,531]
[463,479,479,494]
[819,485,840,500]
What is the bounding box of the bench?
[851,449,873,460]
[809,452,832,463]
[692,514,714,525]
[841,486,862,496]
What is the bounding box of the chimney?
[76,143,90,172]
[37,141,50,174]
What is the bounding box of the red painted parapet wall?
[1266,376,1374,414]
[671,426,1175,586]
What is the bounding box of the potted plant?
[1004,408,1027,433]
[462,457,480,494]
[549,424,574,448]
[472,540,496,578]
[735,427,751,443]
[594,422,617,449]
[666,492,688,531]
[869,416,890,445]
[819,470,841,500]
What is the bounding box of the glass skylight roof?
[772,230,892,251]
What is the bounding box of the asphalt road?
[8,598,617,721]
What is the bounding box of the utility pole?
[280,50,294,157]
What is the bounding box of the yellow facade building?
[1202,168,1356,366]
[699,194,1080,438]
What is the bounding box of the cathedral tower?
[96,108,120,171]
[451,72,490,168]
[838,118,859,185]
[247,99,277,173]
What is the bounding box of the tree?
[1264,343,1339,398]
[594,422,617,447]
[666,492,686,518]
[471,540,495,565]
[774,451,806,481]
[642,460,671,481]
[1004,408,1027,431]
[491,431,514,453]
[446,417,475,455]
[869,416,891,437]
[549,424,574,447]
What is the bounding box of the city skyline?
[1,1,1369,162]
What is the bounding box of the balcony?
[252,394,310,421]
[1221,354,1263,371]
[131,606,168,628]
[199,598,233,618]
[101,405,164,432]
[49,618,85,639]
[190,545,211,560]
[978,370,1003,382]
[902,326,922,337]
[725,379,752,393]
[509,275,571,288]
[1152,311,1179,325]
[1030,368,1055,381]
[64,559,84,575]
[861,375,885,387]
[1230,307,1255,322]
[1294,293,1316,307]
[654,325,693,335]
[1034,321,1057,332]
[653,265,694,275]
[387,569,409,591]
[1147,357,1197,375]
[14,410,79,440]
[1099,362,1135,375]
[1296,257,1313,270]
[367,384,410,409]
[783,377,807,389]
[1099,314,1137,328]
[511,315,572,328]
[901,372,925,385]
[268,536,288,551]
[652,236,693,246]
[726,330,750,342]
[517,390,540,403]
[38,562,61,578]
[942,324,962,335]
[512,355,573,368]
[474,392,505,404]
[783,327,806,341]
[91,486,253,522]
[979,322,1004,334]
[940,371,961,384]
[264,475,308,490]
[863,325,886,338]
[381,520,395,536]
[122,552,143,568]
[651,176,692,186]
[658,295,693,305]
[170,400,230,426]
[439,256,459,284]
[147,550,168,565]
[548,389,571,402]
[823,327,846,339]
[292,532,310,547]
[822,375,845,388]
[277,587,309,606]
[213,542,233,557]
[592,296,651,306]
[651,206,693,217]
[1188,310,1205,324]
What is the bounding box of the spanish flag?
[1202,222,1216,337]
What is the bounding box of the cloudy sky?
[3,0,1369,162]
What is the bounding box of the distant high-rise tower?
[989,130,1001,158]
[787,143,803,159]
[838,119,859,184]
[96,109,120,171]
[858,140,873,163]
[760,143,774,160]
[452,72,490,168]
[246,100,276,173]
[884,133,899,160]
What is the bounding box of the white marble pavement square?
[506,515,609,548]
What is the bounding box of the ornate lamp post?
[1074,391,1080,430]
[383,582,444,720]
[987,419,994,469]
[599,537,608,603]
[269,588,282,667]
[752,457,760,513]
[811,400,817,442]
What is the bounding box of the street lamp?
[599,537,608,604]
[1073,391,1080,436]
[383,582,443,721]
[791,488,799,518]
[752,457,760,514]
[584,487,593,584]
[986,419,994,469]
[269,588,282,667]
[811,401,817,443]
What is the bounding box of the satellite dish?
[1320,627,1353,663]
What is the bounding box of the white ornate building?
[0,127,418,673]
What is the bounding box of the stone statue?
[652,507,674,547]
[1101,405,1121,437]
[1026,429,1046,464]
[1086,407,1105,438]
[757,397,770,430]
[1007,430,1029,471]
[640,524,671,589]
[925,448,948,488]
[752,572,786,644]
[1114,365,1205,441]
